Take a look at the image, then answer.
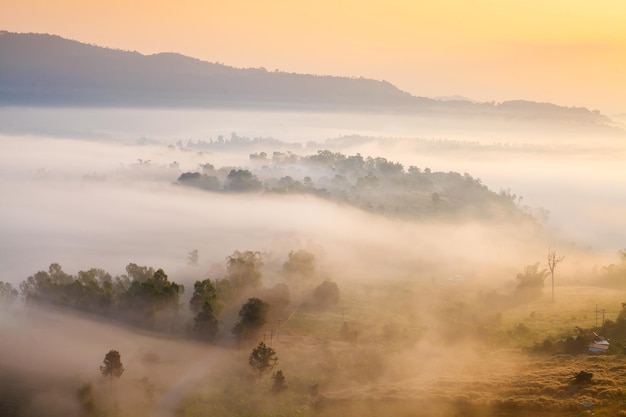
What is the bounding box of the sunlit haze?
[2,3,626,417]
[1,0,625,114]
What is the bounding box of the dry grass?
[316,351,626,416]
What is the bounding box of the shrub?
[573,371,593,385]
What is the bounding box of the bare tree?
[548,248,565,302]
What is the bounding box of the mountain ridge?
[0,31,617,127]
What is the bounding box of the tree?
[124,263,155,283]
[232,297,269,342]
[515,262,549,300]
[0,281,18,304]
[226,250,263,295]
[122,268,183,326]
[100,350,124,387]
[249,342,278,379]
[547,248,565,302]
[308,280,340,309]
[189,278,218,314]
[272,370,287,393]
[178,172,220,191]
[192,301,219,341]
[282,249,316,281]
[224,169,262,192]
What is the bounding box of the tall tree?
[189,278,218,314]
[100,350,124,387]
[226,250,263,295]
[547,248,565,302]
[192,301,219,341]
[232,297,269,342]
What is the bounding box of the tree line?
[4,249,340,343]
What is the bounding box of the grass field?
[3,280,626,417]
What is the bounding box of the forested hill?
[0,31,615,127]
[0,31,424,110]
[175,146,531,224]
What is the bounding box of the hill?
[0,31,616,127]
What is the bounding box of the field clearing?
[315,351,626,417]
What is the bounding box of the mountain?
[0,31,616,127]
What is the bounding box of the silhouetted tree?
[192,301,219,341]
[547,248,565,302]
[272,370,287,393]
[100,350,124,387]
[224,169,262,192]
[308,280,340,309]
[178,172,220,191]
[232,297,269,342]
[121,268,183,328]
[249,342,278,379]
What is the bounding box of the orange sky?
[1,0,625,114]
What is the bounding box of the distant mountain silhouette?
[0,31,615,126]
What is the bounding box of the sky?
[1,0,625,114]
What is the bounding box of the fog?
[1,107,624,282]
[1,107,625,416]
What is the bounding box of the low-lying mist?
[2,107,626,417]
[1,130,608,287]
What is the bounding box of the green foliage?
[100,350,124,381]
[249,342,278,378]
[19,263,184,331]
[190,278,218,314]
[232,298,270,342]
[122,268,184,326]
[19,264,74,304]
